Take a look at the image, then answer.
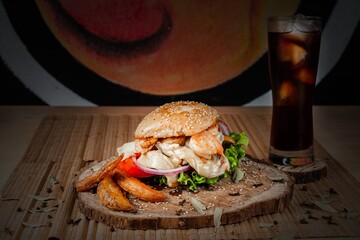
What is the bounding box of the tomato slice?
[116,155,155,178]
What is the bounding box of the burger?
[115,101,249,190]
[75,101,249,213]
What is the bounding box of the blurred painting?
[1,0,359,105]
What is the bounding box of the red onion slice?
[132,157,190,176]
[218,120,230,135]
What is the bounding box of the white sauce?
[115,126,229,186]
[116,141,136,159]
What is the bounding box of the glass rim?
[268,15,322,22]
[268,15,322,33]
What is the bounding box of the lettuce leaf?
[177,172,220,191]
[225,132,249,173]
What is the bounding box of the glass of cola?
[267,15,322,166]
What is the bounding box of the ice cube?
[294,14,307,21]
[295,68,316,85]
[279,40,306,66]
[294,14,321,33]
[279,81,294,104]
[290,29,308,42]
[284,26,309,43]
[268,21,292,33]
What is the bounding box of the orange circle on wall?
[35,0,300,95]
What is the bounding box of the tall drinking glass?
[267,15,322,166]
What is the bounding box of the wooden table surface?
[0,105,359,239]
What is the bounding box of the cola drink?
[267,15,321,166]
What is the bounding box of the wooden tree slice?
[274,158,327,184]
[77,160,293,230]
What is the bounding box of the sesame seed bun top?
[134,101,220,139]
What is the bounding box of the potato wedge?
[115,170,167,203]
[75,153,124,192]
[97,176,137,212]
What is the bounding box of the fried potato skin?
[115,170,167,203]
[75,154,124,192]
[97,176,137,212]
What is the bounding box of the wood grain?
[78,160,293,229]
[275,158,327,183]
[1,113,360,239]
